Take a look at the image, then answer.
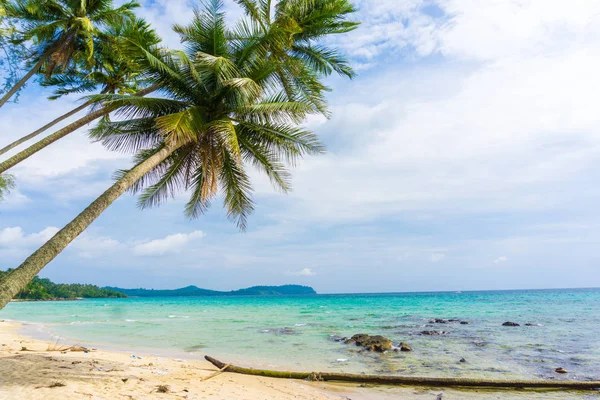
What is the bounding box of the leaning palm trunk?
[0,101,91,156]
[0,56,46,109]
[0,140,182,310]
[0,85,158,174]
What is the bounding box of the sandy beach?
[1,320,597,400]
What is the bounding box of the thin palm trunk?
[0,56,46,109]
[0,84,159,174]
[0,140,181,310]
[0,101,91,157]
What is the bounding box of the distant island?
[106,284,317,297]
[0,270,126,300]
[0,269,316,300]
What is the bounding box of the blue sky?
[1,0,600,293]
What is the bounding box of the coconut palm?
[0,18,160,158]
[227,0,358,113]
[0,0,28,98]
[0,0,139,108]
[0,0,358,309]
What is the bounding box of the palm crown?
[42,17,161,99]
[90,0,357,229]
[6,0,139,77]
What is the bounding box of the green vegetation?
[107,285,316,297]
[0,269,126,300]
[0,0,358,310]
[0,0,139,108]
[0,173,15,201]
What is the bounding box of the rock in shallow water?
[420,330,448,336]
[399,342,412,352]
[555,367,568,374]
[502,321,520,327]
[344,334,393,352]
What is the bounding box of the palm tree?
[0,0,358,309]
[0,0,139,108]
[0,0,28,98]
[0,18,160,157]
[0,172,14,201]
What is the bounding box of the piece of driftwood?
[205,356,600,390]
[200,363,231,382]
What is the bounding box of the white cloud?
[494,256,508,264]
[431,253,446,263]
[292,268,316,277]
[0,189,30,209]
[0,226,60,258]
[0,226,59,247]
[248,0,600,226]
[133,231,205,256]
[71,233,122,259]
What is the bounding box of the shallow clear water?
[1,289,599,381]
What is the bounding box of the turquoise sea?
[1,289,600,382]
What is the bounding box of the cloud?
[0,226,59,258]
[291,268,316,277]
[132,231,205,256]
[494,256,508,264]
[0,226,59,247]
[71,233,122,259]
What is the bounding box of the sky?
[1,0,600,293]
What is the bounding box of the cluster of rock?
[420,330,448,336]
[338,334,412,353]
[502,322,538,327]
[429,318,470,325]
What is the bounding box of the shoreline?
[0,319,356,400]
[10,298,85,302]
[1,320,596,399]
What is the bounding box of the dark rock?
[349,333,370,346]
[502,322,520,327]
[399,342,412,352]
[345,334,393,352]
[273,327,298,335]
[430,318,448,324]
[448,319,460,322]
[363,335,393,352]
[460,321,470,325]
[525,323,539,326]
[459,358,466,363]
[555,367,568,374]
[420,330,448,336]
[330,335,348,343]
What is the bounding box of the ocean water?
[1,289,600,382]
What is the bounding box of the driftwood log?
[205,356,600,390]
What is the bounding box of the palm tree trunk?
[0,101,91,157]
[0,140,181,310]
[0,56,46,109]
[0,85,159,174]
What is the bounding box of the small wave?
[294,323,306,327]
[336,358,348,362]
[124,319,137,322]
[168,315,190,319]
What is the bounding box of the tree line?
[0,269,125,299]
[0,0,359,310]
